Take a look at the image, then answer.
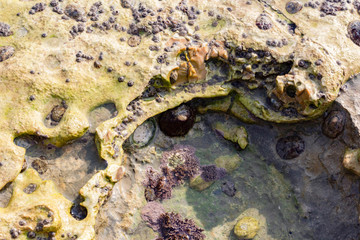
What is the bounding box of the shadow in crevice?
[88,102,118,133]
[0,182,13,208]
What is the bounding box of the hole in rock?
[88,102,117,133]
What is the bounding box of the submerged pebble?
[348,21,360,46]
[221,180,237,197]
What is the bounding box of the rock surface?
[0,0,360,239]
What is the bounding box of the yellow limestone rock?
[234,216,260,239]
[0,169,96,239]
[343,148,360,176]
[214,122,248,149]
[0,0,360,238]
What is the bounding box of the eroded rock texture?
[1,0,360,239]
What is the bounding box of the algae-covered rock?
[215,154,242,173]
[0,0,360,239]
[189,174,214,192]
[343,148,360,176]
[214,122,248,149]
[0,169,96,239]
[197,96,232,114]
[234,216,260,239]
[230,96,257,124]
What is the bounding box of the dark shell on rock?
[65,4,85,20]
[0,22,13,37]
[159,105,196,137]
[0,46,15,62]
[322,110,346,138]
[50,105,67,122]
[276,135,305,160]
[348,21,360,47]
[70,204,88,220]
[23,183,37,194]
[285,1,303,14]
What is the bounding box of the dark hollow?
[276,135,305,159]
[159,105,196,137]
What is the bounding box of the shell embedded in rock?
[50,105,67,122]
[285,1,303,14]
[348,21,360,47]
[322,110,346,138]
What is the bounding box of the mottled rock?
[221,180,236,197]
[0,22,13,37]
[140,202,165,231]
[215,154,242,172]
[343,148,360,176]
[234,217,260,239]
[214,122,248,149]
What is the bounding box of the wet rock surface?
[95,108,360,240]
[276,135,305,160]
[1,0,360,239]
